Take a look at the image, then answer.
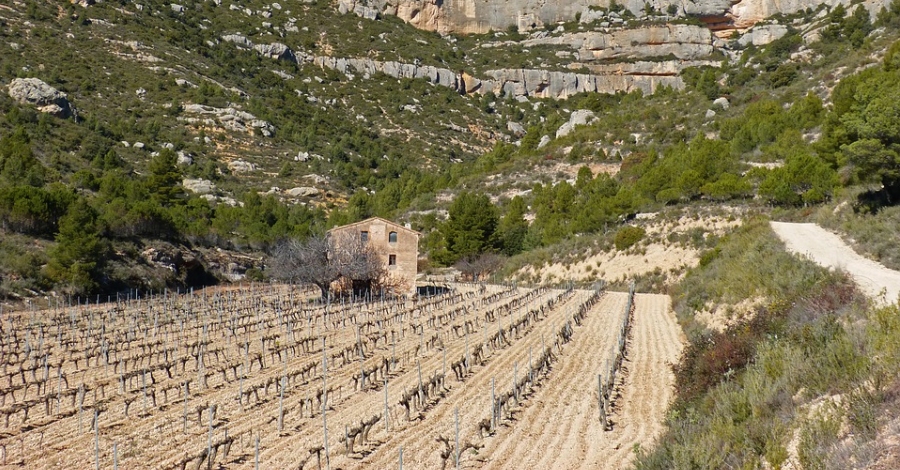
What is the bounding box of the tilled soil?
[0,284,683,469]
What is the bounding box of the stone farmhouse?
[328,217,419,294]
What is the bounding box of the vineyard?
[0,282,682,469]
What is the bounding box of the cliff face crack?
[621,72,679,76]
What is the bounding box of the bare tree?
[270,234,340,299]
[454,253,504,282]
[330,232,386,297]
[270,232,393,298]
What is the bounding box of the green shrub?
[614,225,645,250]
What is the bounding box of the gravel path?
[771,221,900,306]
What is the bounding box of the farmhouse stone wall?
[330,217,419,294]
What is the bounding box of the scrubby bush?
[634,218,894,470]
[614,225,645,250]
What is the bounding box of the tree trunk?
[316,283,330,300]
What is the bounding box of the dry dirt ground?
[0,284,684,470]
[520,213,741,285]
[771,221,900,306]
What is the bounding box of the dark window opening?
[389,231,398,243]
[360,231,368,242]
[389,254,397,266]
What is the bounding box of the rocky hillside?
[0,0,898,298]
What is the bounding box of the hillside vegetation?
[632,218,900,469]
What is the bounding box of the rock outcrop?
[223,34,297,62]
[253,42,296,61]
[180,104,275,136]
[730,0,885,29]
[7,78,74,118]
[338,0,888,36]
[338,0,381,20]
[737,23,788,46]
[265,25,720,98]
[138,241,258,287]
[227,160,256,173]
[304,53,684,99]
[336,0,732,34]
[182,178,216,195]
[519,24,715,61]
[481,67,683,98]
[308,54,462,89]
[284,187,320,198]
[219,23,703,99]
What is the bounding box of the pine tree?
[440,191,498,263]
[45,198,106,294]
[496,196,529,256]
[146,149,184,206]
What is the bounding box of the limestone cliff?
[515,24,716,61]
[340,0,889,35]
[731,0,889,29]
[301,52,686,98]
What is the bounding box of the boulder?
[537,135,551,149]
[713,97,730,109]
[228,160,256,173]
[177,151,193,166]
[272,70,294,80]
[507,121,526,136]
[556,109,597,138]
[7,78,73,118]
[222,34,253,48]
[284,187,320,198]
[182,178,216,194]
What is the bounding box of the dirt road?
[771,221,900,306]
